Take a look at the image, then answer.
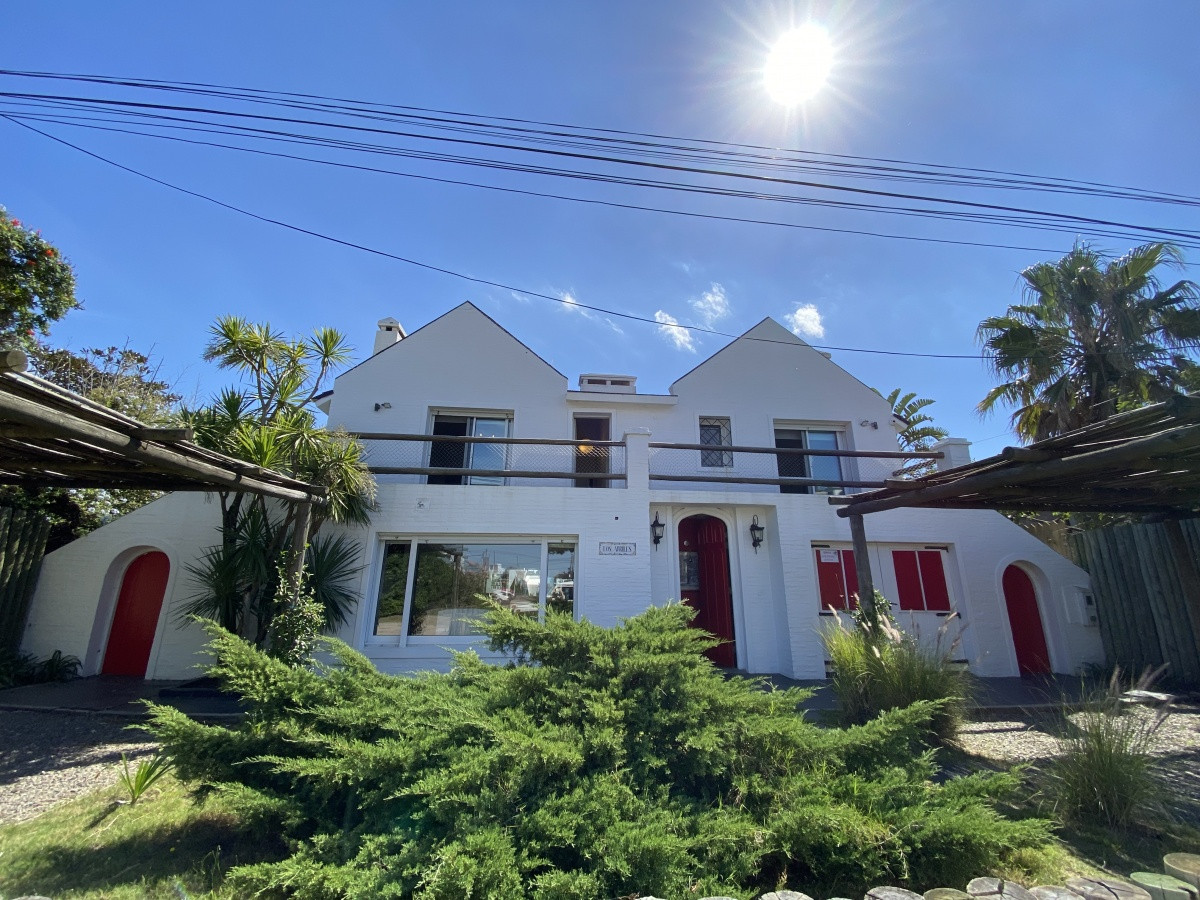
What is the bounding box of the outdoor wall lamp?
[749,515,765,553]
[651,513,665,549]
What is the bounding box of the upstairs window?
[892,549,952,611]
[428,413,511,485]
[699,416,733,467]
[775,427,844,494]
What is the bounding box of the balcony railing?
[647,441,942,491]
[353,432,627,486]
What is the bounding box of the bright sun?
[764,24,833,105]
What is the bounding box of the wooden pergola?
[832,392,1200,648]
[0,349,324,568]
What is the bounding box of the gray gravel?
[956,702,1200,824]
[0,709,159,825]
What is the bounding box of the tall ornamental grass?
[1049,668,1170,828]
[823,593,970,744]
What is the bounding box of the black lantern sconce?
[749,515,765,553]
[650,513,665,549]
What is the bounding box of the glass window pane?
[700,417,732,467]
[407,543,541,636]
[806,430,843,495]
[546,543,576,617]
[373,542,411,635]
[468,418,509,486]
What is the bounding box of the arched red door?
[102,551,170,677]
[678,515,736,667]
[1003,565,1051,677]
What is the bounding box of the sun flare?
[764,24,833,105]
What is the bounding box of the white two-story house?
[20,302,1104,681]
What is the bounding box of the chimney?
[374,317,405,355]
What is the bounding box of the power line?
[4,98,1194,253]
[3,87,1197,244]
[4,115,991,360]
[7,68,1200,207]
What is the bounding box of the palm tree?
[978,242,1200,442]
[877,388,949,477]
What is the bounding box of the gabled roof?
[336,301,567,382]
[670,317,889,406]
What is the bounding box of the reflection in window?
[372,539,578,639]
[428,413,511,486]
[373,543,411,635]
[547,543,576,616]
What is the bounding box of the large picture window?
[371,538,577,640]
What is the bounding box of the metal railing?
[647,441,942,492]
[353,432,627,487]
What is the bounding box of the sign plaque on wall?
[599,542,636,556]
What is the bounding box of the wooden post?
[1163,518,1200,661]
[848,513,876,617]
[287,500,313,600]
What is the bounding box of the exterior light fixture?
[749,515,765,552]
[651,513,665,548]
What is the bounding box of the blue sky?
[3,1,1198,457]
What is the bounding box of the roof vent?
[578,373,637,394]
[374,317,406,355]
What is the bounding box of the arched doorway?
[102,551,170,677]
[677,514,736,667]
[1003,564,1051,677]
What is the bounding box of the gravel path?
[955,702,1200,825]
[0,709,159,825]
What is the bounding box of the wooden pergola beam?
[0,383,320,503]
[839,423,1200,518]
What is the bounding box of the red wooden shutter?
[815,549,848,610]
[892,550,924,611]
[842,550,859,610]
[917,550,951,611]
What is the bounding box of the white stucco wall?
[20,303,1103,682]
[22,492,224,680]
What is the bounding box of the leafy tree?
[147,604,1045,898]
[0,206,78,350]
[978,242,1200,442]
[876,388,949,478]
[181,316,375,646]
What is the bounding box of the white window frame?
[772,420,851,494]
[426,408,514,486]
[365,534,579,647]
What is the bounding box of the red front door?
[678,515,736,667]
[102,551,170,677]
[1003,564,1051,677]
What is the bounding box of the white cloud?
[691,282,730,328]
[785,303,825,339]
[654,310,696,352]
[559,291,623,334]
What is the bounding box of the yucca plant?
[118,751,174,805]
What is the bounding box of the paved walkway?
[0,672,1097,720]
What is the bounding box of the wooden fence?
[0,507,51,654]
[1071,519,1200,687]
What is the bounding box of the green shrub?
[118,751,174,805]
[147,603,1042,899]
[1049,669,1169,828]
[823,594,970,744]
[0,648,80,687]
